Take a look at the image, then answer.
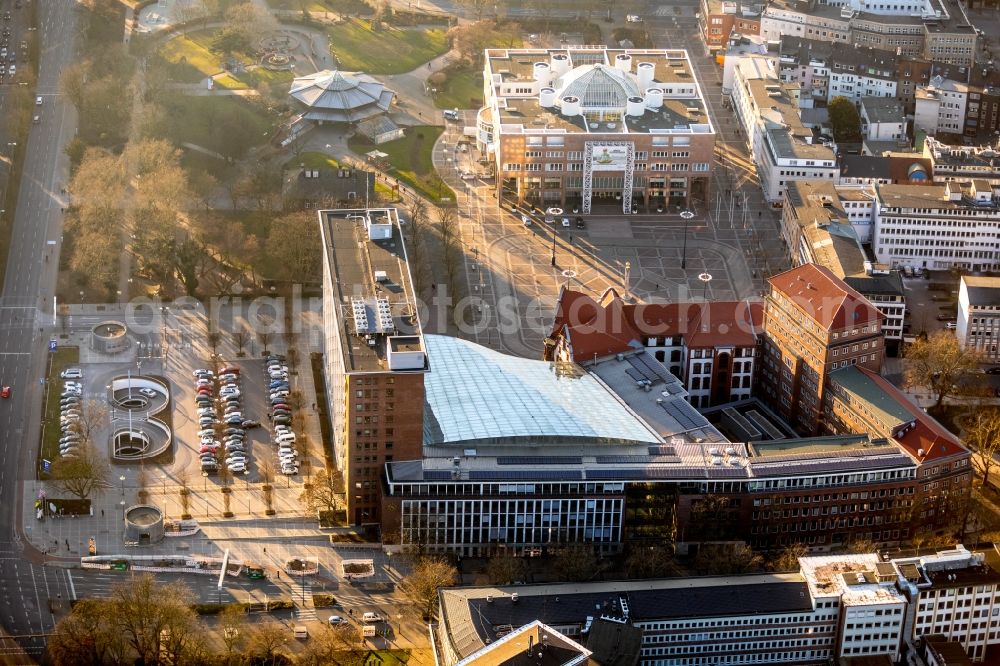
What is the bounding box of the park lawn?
[433,68,483,110]
[213,73,250,90]
[40,346,81,469]
[158,31,225,83]
[349,126,455,204]
[157,96,275,157]
[296,152,343,169]
[329,20,448,74]
[266,0,371,12]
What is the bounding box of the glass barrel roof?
[422,335,662,447]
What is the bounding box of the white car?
[63,381,82,390]
[228,462,247,474]
[35,95,41,105]
[626,14,642,22]
[139,388,157,398]
[60,368,82,379]
[522,214,532,226]
[193,369,213,377]
[561,217,571,227]
[460,171,476,180]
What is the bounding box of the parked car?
[221,366,240,375]
[60,368,82,379]
[241,420,260,429]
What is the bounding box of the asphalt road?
[0,0,79,654]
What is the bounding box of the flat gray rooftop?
[320,208,421,373]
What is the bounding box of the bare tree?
[246,619,289,662]
[486,551,526,584]
[437,205,462,301]
[48,599,129,666]
[964,407,1000,488]
[691,543,763,575]
[552,543,599,581]
[219,604,248,659]
[233,327,249,357]
[769,542,808,572]
[50,442,111,500]
[300,468,344,516]
[624,545,681,579]
[401,557,458,620]
[112,574,200,666]
[904,331,983,411]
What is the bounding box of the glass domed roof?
[555,64,640,110]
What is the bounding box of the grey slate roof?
[288,69,394,122]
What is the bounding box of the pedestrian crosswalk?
[294,580,317,621]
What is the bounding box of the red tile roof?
[549,287,639,359]
[548,288,763,361]
[768,263,883,331]
[855,367,968,463]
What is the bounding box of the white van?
[442,109,459,121]
[362,612,382,624]
[293,625,308,639]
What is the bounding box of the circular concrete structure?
[90,321,129,354]
[124,505,164,545]
[108,375,172,463]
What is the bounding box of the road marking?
[67,571,75,601]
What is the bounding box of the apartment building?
[318,208,427,527]
[720,33,773,96]
[872,181,1000,272]
[436,546,1000,665]
[731,59,838,205]
[957,274,1000,361]
[698,0,763,53]
[915,76,971,135]
[860,98,907,142]
[544,287,763,408]
[479,48,715,213]
[782,182,906,348]
[777,37,898,106]
[758,263,885,435]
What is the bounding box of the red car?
[0,386,9,399]
[221,366,240,375]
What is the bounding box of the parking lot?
[40,305,327,527]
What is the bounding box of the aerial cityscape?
[1,0,1000,663]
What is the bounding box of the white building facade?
[957,275,1000,362]
[873,182,1000,272]
[731,59,838,205]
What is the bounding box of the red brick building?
[758,264,885,435]
[545,287,763,407]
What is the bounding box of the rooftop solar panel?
[660,399,709,431]
[497,456,584,465]
[648,445,677,456]
[468,470,583,481]
[595,455,681,464]
[424,470,455,481]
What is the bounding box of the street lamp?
[119,474,126,497]
[698,272,713,301]
[161,474,168,518]
[680,209,695,270]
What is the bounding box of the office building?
[924,136,1000,187]
[436,546,1000,665]
[872,181,1000,272]
[699,0,763,54]
[781,182,906,348]
[544,287,762,408]
[958,275,1000,361]
[896,545,1000,661]
[318,207,427,527]
[758,263,885,435]
[478,47,715,213]
[761,0,977,67]
[824,365,972,534]
[731,58,838,205]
